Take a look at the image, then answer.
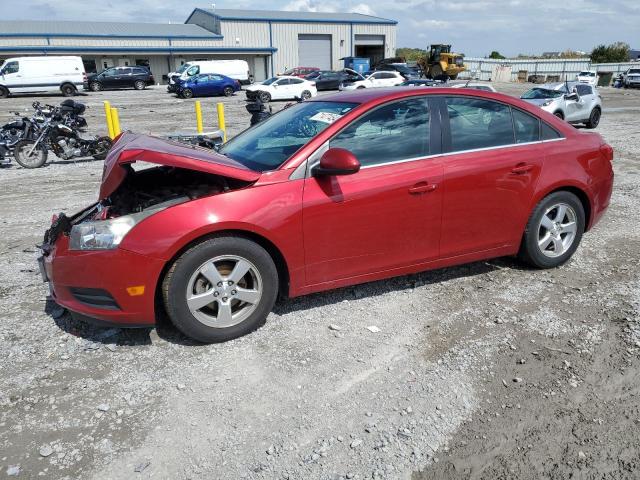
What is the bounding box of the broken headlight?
[69,215,137,250]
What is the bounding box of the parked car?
[280,67,319,78]
[376,63,420,80]
[310,69,363,91]
[0,56,86,98]
[623,67,640,89]
[576,71,598,86]
[245,76,317,102]
[167,60,251,91]
[521,82,602,128]
[39,88,613,343]
[340,71,405,90]
[87,66,154,92]
[399,79,439,87]
[176,73,241,98]
[450,82,497,92]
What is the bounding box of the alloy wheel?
[537,203,578,258]
[186,255,263,328]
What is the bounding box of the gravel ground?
[0,84,639,480]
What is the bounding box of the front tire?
[13,140,48,168]
[181,88,193,99]
[554,111,564,120]
[92,136,113,160]
[585,107,601,129]
[162,236,279,343]
[0,86,9,98]
[258,91,271,103]
[519,191,585,269]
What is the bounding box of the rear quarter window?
[541,122,563,140]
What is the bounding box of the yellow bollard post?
[217,102,226,142]
[195,101,203,134]
[110,107,121,137]
[103,101,115,139]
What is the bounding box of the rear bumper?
[41,236,165,326]
[588,170,614,231]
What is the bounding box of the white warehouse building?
[0,8,397,82]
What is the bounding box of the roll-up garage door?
[298,34,332,70]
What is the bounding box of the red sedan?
[39,88,614,343]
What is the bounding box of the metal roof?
[0,20,222,38]
[192,8,397,24]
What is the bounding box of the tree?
[590,42,630,63]
[489,51,505,59]
[395,48,427,62]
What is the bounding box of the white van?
[0,56,86,98]
[167,60,251,91]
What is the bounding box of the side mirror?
[312,148,361,176]
[565,92,579,101]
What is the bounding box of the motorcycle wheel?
[14,140,48,168]
[92,136,113,160]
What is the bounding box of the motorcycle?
[13,104,112,168]
[0,105,43,167]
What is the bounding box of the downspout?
[350,23,353,57]
[269,21,274,77]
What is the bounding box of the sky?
[5,0,639,57]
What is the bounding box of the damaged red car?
[39,88,614,343]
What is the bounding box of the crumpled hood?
[100,132,260,199]
[521,98,555,107]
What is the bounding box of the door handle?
[511,163,534,174]
[409,183,438,194]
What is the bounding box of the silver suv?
[623,68,640,89]
[520,82,602,129]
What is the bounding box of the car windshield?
[579,72,595,76]
[219,101,358,171]
[629,69,640,74]
[176,64,190,74]
[262,77,279,85]
[521,88,564,99]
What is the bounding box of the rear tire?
[61,84,76,97]
[259,91,271,103]
[92,136,113,160]
[0,86,8,98]
[90,82,103,92]
[162,236,279,343]
[518,191,585,269]
[300,90,312,100]
[181,88,193,99]
[13,140,48,168]
[133,80,146,90]
[585,107,601,129]
[223,86,234,97]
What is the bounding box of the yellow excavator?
[417,44,466,80]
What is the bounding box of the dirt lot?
[1,84,639,480]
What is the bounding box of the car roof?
[316,86,531,107]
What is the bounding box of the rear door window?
[330,97,431,167]
[446,97,514,151]
[512,109,540,143]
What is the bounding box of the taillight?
[83,72,88,81]
[599,143,614,162]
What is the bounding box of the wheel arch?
[154,229,291,316]
[533,184,593,231]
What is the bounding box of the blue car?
[176,73,240,98]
